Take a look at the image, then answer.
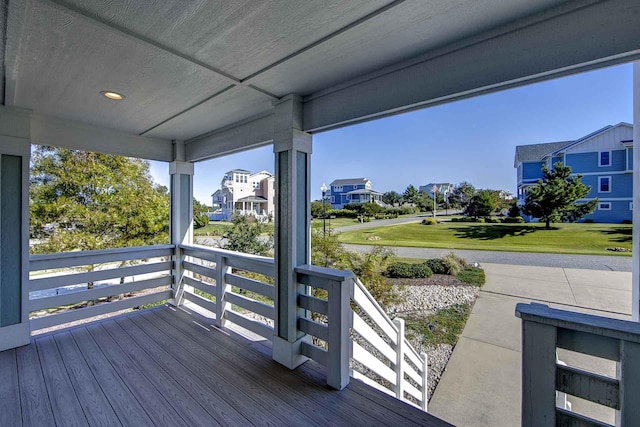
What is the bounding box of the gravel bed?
[387,275,480,400]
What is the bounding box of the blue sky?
[149,63,633,205]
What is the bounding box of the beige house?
[211,169,275,220]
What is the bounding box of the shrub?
[456,266,485,287]
[622,219,632,224]
[330,209,359,218]
[502,216,525,223]
[194,213,209,229]
[484,217,500,223]
[451,217,476,222]
[584,219,595,223]
[387,262,433,279]
[475,217,485,223]
[424,258,449,275]
[421,217,439,225]
[442,252,467,276]
[508,203,521,218]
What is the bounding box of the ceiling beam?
[31,114,174,161]
[185,113,274,162]
[302,0,640,133]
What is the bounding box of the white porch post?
[170,141,194,307]
[0,107,31,351]
[633,61,640,322]
[272,95,312,368]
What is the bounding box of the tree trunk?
[545,218,551,229]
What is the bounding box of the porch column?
[272,95,312,368]
[170,141,194,306]
[0,107,31,351]
[633,61,640,321]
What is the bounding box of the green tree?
[403,185,419,205]
[382,191,402,206]
[30,146,169,253]
[193,198,210,229]
[522,162,597,229]
[222,215,273,255]
[311,200,327,218]
[449,181,475,210]
[465,190,496,218]
[508,201,521,218]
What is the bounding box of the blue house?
[515,123,633,223]
[329,178,383,209]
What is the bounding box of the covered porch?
[1,1,640,426]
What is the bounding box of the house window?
[331,196,335,203]
[630,202,633,211]
[333,185,343,192]
[598,202,611,211]
[599,151,611,167]
[599,176,611,193]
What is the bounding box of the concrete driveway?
[428,263,632,427]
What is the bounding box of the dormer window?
[599,151,611,167]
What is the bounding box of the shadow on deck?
[1,305,450,426]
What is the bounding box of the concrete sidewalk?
[428,263,632,427]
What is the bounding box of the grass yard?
[311,217,360,229]
[193,222,233,236]
[337,222,632,256]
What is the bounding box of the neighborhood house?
[210,169,275,221]
[515,123,633,223]
[329,178,384,210]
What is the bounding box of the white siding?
[563,125,633,154]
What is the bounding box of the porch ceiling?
[3,0,640,161]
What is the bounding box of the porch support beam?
[302,0,640,133]
[185,113,274,162]
[30,113,173,161]
[272,95,312,369]
[170,141,194,306]
[633,61,640,322]
[0,106,31,351]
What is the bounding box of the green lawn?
[311,217,360,229]
[337,222,632,256]
[193,222,233,236]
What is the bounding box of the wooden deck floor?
[1,305,450,427]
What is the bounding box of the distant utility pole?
[431,184,438,219]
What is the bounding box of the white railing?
[179,244,275,340]
[29,245,174,331]
[517,302,640,427]
[296,264,429,411]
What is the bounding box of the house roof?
[513,141,571,167]
[330,178,370,187]
[237,195,268,203]
[345,189,382,196]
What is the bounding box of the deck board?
[72,327,189,427]
[156,307,426,426]
[104,317,249,426]
[0,349,21,427]
[0,305,450,427]
[65,328,154,427]
[36,335,89,426]
[16,344,55,427]
[127,313,320,427]
[53,332,122,427]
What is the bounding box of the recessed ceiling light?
[100,90,124,100]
